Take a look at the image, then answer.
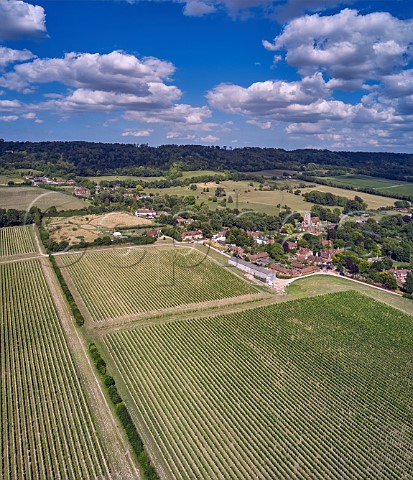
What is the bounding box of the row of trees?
[303,191,368,213]
[88,343,159,480]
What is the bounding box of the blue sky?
[1,0,413,152]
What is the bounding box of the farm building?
[74,186,90,196]
[135,208,156,218]
[249,252,270,262]
[228,257,275,285]
[145,229,159,238]
[390,268,411,285]
[182,230,203,241]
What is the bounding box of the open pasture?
[322,174,413,198]
[0,259,110,479]
[60,247,258,323]
[299,183,396,209]
[103,291,413,480]
[0,225,37,258]
[145,179,395,214]
[0,174,25,185]
[0,186,89,211]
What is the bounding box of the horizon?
[1,1,413,152]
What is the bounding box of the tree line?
[1,139,413,181]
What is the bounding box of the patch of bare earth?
[46,212,152,245]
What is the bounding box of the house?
[367,256,384,263]
[135,208,156,218]
[320,248,343,262]
[74,186,89,196]
[249,252,270,262]
[299,265,319,275]
[320,239,333,248]
[271,265,293,277]
[182,230,203,241]
[145,229,159,238]
[296,248,313,262]
[175,216,194,226]
[228,257,275,285]
[390,268,410,284]
[256,236,271,245]
[212,231,227,243]
[285,241,298,252]
[230,245,244,257]
[307,254,324,265]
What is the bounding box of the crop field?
[103,291,413,480]
[0,259,110,479]
[0,187,89,211]
[321,174,413,198]
[60,247,258,322]
[0,225,37,258]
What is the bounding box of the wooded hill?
[1,140,412,181]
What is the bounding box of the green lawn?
[0,174,25,185]
[286,274,413,317]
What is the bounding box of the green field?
[181,169,226,179]
[0,186,89,211]
[146,178,396,213]
[0,259,110,479]
[87,170,225,184]
[321,174,413,198]
[0,174,25,186]
[60,247,258,323]
[285,274,413,316]
[102,291,413,480]
[0,225,37,258]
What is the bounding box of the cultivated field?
[0,187,89,211]
[45,212,152,245]
[321,174,413,198]
[0,225,37,258]
[60,247,258,323]
[103,291,413,480]
[0,259,110,479]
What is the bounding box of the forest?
[1,140,413,181]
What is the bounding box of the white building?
[228,258,275,285]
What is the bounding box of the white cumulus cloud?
[0,50,176,94]
[264,9,413,89]
[0,0,47,40]
[0,46,35,68]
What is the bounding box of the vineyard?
[60,247,257,322]
[103,291,413,480]
[0,259,110,479]
[0,225,37,258]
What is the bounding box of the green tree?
[266,242,285,261]
[405,272,413,294]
